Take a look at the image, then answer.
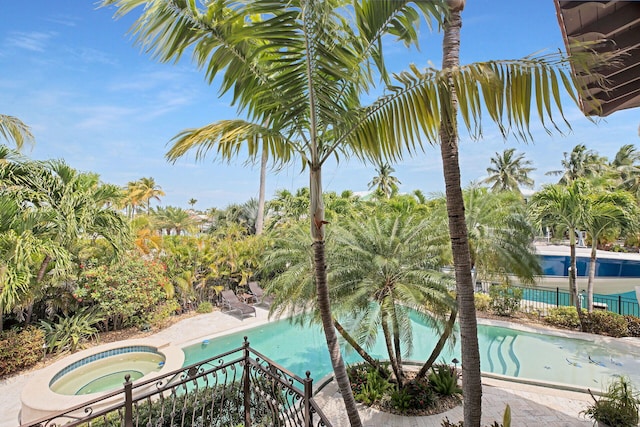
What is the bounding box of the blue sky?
[1,1,638,209]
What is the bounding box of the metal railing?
[21,337,332,427]
[514,285,640,317]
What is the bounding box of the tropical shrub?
[354,369,393,405]
[582,376,639,427]
[76,255,169,331]
[395,379,437,411]
[197,301,214,313]
[474,293,491,312]
[489,285,522,317]
[544,306,581,329]
[149,300,181,327]
[581,311,628,337]
[625,315,640,337]
[428,363,462,396]
[0,326,44,377]
[40,308,104,353]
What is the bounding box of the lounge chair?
[220,290,256,318]
[248,281,274,305]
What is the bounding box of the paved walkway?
[2,308,636,427]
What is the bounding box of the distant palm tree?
[0,115,35,150]
[133,177,165,213]
[368,162,401,199]
[483,148,534,194]
[546,144,605,184]
[153,206,195,236]
[188,198,198,209]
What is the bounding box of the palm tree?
[153,206,195,236]
[330,205,456,385]
[188,198,198,209]
[437,186,541,287]
[263,206,456,386]
[582,189,637,311]
[546,144,606,184]
[132,177,165,213]
[0,115,35,150]
[368,162,401,199]
[483,148,534,194]
[529,180,589,315]
[103,1,598,424]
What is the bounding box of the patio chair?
[220,290,256,318]
[248,281,275,306]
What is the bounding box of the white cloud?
[5,31,56,52]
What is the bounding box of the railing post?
[243,337,251,427]
[124,375,133,427]
[303,371,313,426]
[556,287,559,307]
[618,295,622,314]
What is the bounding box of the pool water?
[50,352,165,395]
[183,315,640,390]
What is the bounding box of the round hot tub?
[20,339,184,424]
[49,345,166,395]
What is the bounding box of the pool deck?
[3,307,639,427]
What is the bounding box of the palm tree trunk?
[439,4,482,426]
[381,312,401,382]
[256,143,268,235]
[390,301,404,384]
[417,308,457,378]
[587,245,597,312]
[333,318,388,379]
[310,166,362,427]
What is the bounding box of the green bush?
[150,300,181,327]
[40,308,104,354]
[428,363,462,396]
[354,369,393,405]
[197,301,214,313]
[544,306,581,329]
[489,285,523,317]
[581,311,628,337]
[625,315,640,337]
[474,293,491,312]
[0,326,45,377]
[76,255,169,331]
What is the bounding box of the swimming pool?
[183,315,640,390]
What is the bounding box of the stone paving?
[2,307,635,427]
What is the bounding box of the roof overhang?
[554,0,640,116]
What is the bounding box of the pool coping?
[20,338,184,425]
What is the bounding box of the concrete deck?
[2,307,633,427]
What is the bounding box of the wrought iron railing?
[21,337,332,427]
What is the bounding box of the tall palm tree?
[436,4,482,421]
[101,6,449,422]
[582,189,637,311]
[529,180,589,315]
[0,115,35,150]
[368,162,401,199]
[483,148,534,194]
[103,1,598,424]
[188,198,198,209]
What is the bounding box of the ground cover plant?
[347,362,461,416]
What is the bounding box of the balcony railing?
[21,337,332,427]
